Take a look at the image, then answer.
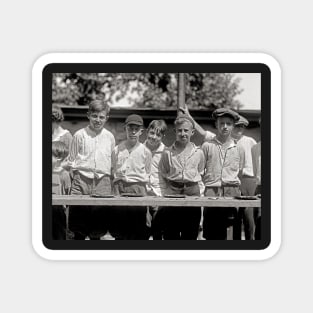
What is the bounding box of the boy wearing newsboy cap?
[202,108,244,240]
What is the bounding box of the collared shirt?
[159,142,205,183]
[251,142,261,185]
[113,141,152,183]
[144,141,167,196]
[202,137,243,187]
[68,126,115,179]
[235,135,256,177]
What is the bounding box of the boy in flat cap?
[159,116,205,240]
[111,114,152,239]
[202,108,243,240]
[232,115,257,240]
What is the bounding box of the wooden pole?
[177,73,186,116]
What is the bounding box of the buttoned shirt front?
[68,126,115,179]
[202,137,243,187]
[144,141,167,196]
[113,141,152,183]
[159,142,205,183]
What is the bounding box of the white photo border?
[32,52,281,261]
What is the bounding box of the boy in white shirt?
[232,115,257,240]
[68,99,115,240]
[112,114,152,239]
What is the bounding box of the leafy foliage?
[52,73,242,109]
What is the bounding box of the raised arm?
[179,107,214,142]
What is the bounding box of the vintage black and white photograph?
[50,69,263,245]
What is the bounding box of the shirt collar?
[170,141,198,155]
[213,136,237,149]
[144,141,165,154]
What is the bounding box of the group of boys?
[52,100,261,240]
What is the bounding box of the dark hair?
[52,141,69,160]
[174,116,195,129]
[147,120,167,135]
[88,99,110,115]
[52,105,64,123]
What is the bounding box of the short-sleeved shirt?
[235,135,257,177]
[52,168,71,195]
[144,141,167,196]
[68,126,115,179]
[159,142,205,183]
[113,141,152,183]
[251,142,261,185]
[202,137,242,187]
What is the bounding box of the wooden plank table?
[52,195,261,207]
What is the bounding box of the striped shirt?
[68,126,115,179]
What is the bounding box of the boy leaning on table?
[201,108,244,240]
[159,115,205,240]
[111,114,152,240]
[67,99,115,240]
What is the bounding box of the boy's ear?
[191,128,195,136]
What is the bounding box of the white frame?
[32,52,281,261]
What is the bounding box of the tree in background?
[52,73,242,109]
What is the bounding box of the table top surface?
[52,195,261,207]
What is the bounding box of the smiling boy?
[144,120,168,239]
[67,99,115,240]
[159,116,205,240]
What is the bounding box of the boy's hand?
[178,107,190,116]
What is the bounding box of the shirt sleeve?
[251,144,257,178]
[111,146,118,177]
[145,148,152,174]
[201,142,209,167]
[63,131,73,150]
[67,133,80,165]
[197,149,205,176]
[159,151,170,179]
[238,145,245,172]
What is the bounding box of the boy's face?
[87,110,108,132]
[146,128,163,149]
[216,116,235,138]
[126,124,143,143]
[232,125,245,139]
[175,121,194,144]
